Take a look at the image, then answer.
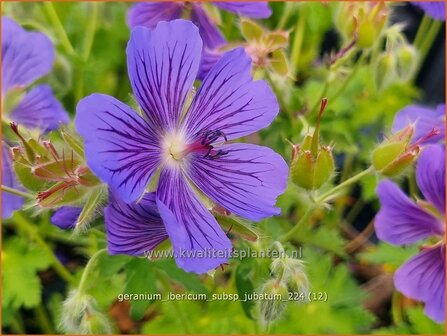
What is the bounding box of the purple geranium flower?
[392,104,445,144]
[2,17,69,132]
[75,20,287,273]
[412,2,446,21]
[1,17,69,219]
[375,145,445,322]
[2,142,24,219]
[127,2,272,49]
[105,192,168,256]
[51,207,82,230]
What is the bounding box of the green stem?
[328,51,365,103]
[277,2,293,30]
[290,11,305,76]
[1,185,34,199]
[408,169,419,198]
[82,2,99,62]
[267,72,293,121]
[315,166,374,204]
[279,207,313,243]
[414,19,442,78]
[413,15,431,50]
[43,2,75,55]
[157,270,193,334]
[309,81,329,115]
[35,305,55,334]
[13,212,77,286]
[78,249,107,294]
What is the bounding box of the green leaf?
[2,237,52,309]
[235,259,256,319]
[154,259,207,294]
[124,259,157,320]
[406,307,445,334]
[360,243,419,269]
[294,226,347,257]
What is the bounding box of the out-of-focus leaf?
[124,259,157,320]
[235,259,256,320]
[2,237,52,308]
[154,259,208,294]
[360,243,419,269]
[295,226,347,257]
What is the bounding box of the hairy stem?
[315,166,374,204]
[279,207,313,243]
[78,249,108,294]
[13,212,77,286]
[1,185,34,199]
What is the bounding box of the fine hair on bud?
[60,289,112,334]
[257,279,289,328]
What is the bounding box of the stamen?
[409,127,440,150]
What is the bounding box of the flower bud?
[374,52,396,90]
[241,19,289,77]
[291,99,335,190]
[372,125,439,177]
[395,44,418,82]
[257,279,288,326]
[61,290,112,334]
[270,256,310,303]
[287,264,310,303]
[335,2,388,49]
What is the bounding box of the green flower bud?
[395,44,419,82]
[61,290,112,334]
[291,99,335,190]
[372,125,439,177]
[257,279,289,326]
[357,20,376,48]
[287,264,310,303]
[270,255,310,303]
[374,52,396,90]
[335,2,388,49]
[241,19,289,77]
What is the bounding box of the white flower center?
[163,132,187,164]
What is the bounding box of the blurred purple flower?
[127,2,272,49]
[51,207,82,229]
[75,20,287,273]
[2,142,24,219]
[375,145,445,322]
[412,2,446,21]
[392,104,445,144]
[2,17,69,132]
